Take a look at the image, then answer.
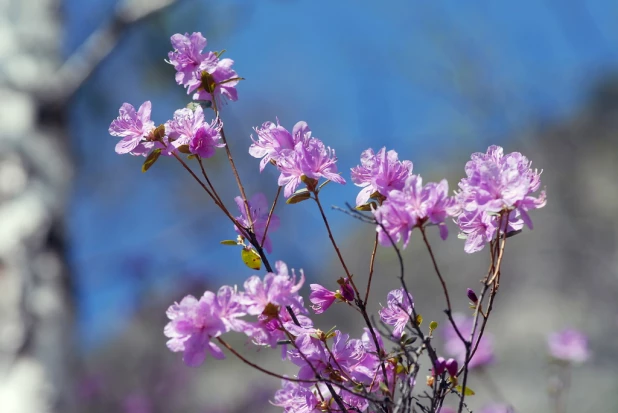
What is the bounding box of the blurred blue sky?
[65,0,618,349]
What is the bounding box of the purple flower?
[277,136,346,197]
[444,358,458,377]
[350,147,413,206]
[467,288,478,304]
[241,261,304,315]
[454,146,546,253]
[189,120,225,158]
[379,288,414,339]
[167,32,239,104]
[308,284,337,314]
[308,278,354,314]
[374,175,456,247]
[249,120,307,172]
[548,329,590,364]
[443,313,494,369]
[214,285,251,334]
[164,292,227,367]
[109,101,156,155]
[272,380,320,412]
[234,193,280,254]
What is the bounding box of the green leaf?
[286,189,312,204]
[429,321,438,333]
[379,382,390,395]
[186,102,202,111]
[415,314,423,326]
[455,385,475,396]
[142,149,162,172]
[241,248,262,270]
[187,154,197,160]
[220,240,238,246]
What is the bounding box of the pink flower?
[454,146,546,253]
[109,101,155,155]
[351,147,413,206]
[164,292,226,367]
[249,120,308,171]
[308,284,337,314]
[167,32,240,105]
[379,288,414,339]
[374,175,456,247]
[548,329,590,364]
[277,137,346,197]
[241,261,304,315]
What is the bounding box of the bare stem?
[261,186,281,248]
[364,232,379,304]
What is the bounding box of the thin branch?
[261,186,281,248]
[364,232,379,304]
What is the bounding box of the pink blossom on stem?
[350,147,413,206]
[109,101,155,155]
[379,288,414,339]
[164,292,226,367]
[249,120,308,171]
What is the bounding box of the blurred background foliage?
[54,0,618,411]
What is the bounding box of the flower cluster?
[350,147,413,206]
[453,145,546,253]
[249,120,346,197]
[109,34,233,159]
[164,261,306,366]
[372,175,457,247]
[167,32,240,104]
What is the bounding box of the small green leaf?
[220,240,238,246]
[142,148,162,172]
[177,145,191,154]
[455,385,475,396]
[241,248,261,270]
[379,382,391,394]
[286,189,312,204]
[415,314,423,326]
[187,154,197,160]
[429,321,438,333]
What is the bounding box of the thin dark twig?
[261,186,281,248]
[364,232,379,304]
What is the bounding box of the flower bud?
[337,278,355,302]
[434,357,446,375]
[466,288,478,304]
[445,358,458,377]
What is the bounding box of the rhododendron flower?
[374,175,456,247]
[164,292,226,367]
[167,32,239,104]
[241,261,304,315]
[454,146,546,252]
[277,137,346,197]
[272,379,320,412]
[234,193,280,253]
[443,313,494,369]
[548,329,590,364]
[308,284,336,314]
[165,106,224,157]
[379,288,414,339]
[351,147,413,206]
[109,101,156,155]
[249,120,308,171]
